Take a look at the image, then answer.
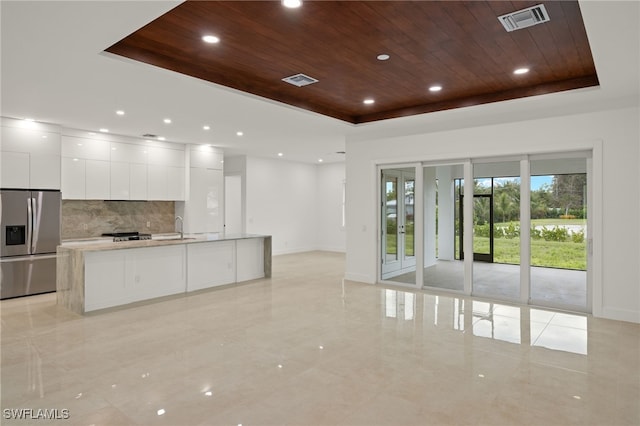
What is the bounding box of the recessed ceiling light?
[202,35,220,44]
[377,54,390,61]
[363,99,375,105]
[24,118,35,122]
[282,0,302,8]
[158,136,166,141]
[99,128,109,133]
[429,85,443,92]
[278,152,284,157]
[236,131,243,136]
[203,125,210,130]
[514,67,530,75]
[163,118,172,124]
[318,158,323,163]
[116,110,125,115]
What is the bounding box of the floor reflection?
[382,288,588,355]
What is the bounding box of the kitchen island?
[57,233,271,314]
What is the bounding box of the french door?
[381,169,416,279]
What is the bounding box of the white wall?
[345,106,640,323]
[316,162,346,252]
[226,155,346,255]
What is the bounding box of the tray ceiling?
[105,1,598,124]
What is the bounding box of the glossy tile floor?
[2,251,639,425]
[392,260,587,307]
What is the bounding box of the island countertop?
[60,233,269,252]
[57,233,271,314]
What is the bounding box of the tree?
[495,191,513,222]
[552,174,586,216]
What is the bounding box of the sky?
[531,175,553,191]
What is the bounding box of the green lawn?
[473,236,586,270]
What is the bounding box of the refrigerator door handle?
[26,197,34,253]
[31,195,41,253]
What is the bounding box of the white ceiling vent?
[282,73,318,87]
[498,4,550,32]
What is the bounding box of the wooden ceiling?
[105,1,598,124]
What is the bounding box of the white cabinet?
[128,245,186,303]
[187,241,236,291]
[59,135,185,201]
[148,146,184,167]
[167,166,185,200]
[85,250,129,311]
[190,146,224,169]
[147,164,169,200]
[61,136,110,160]
[130,164,148,200]
[110,162,130,199]
[1,124,61,189]
[236,238,265,282]
[84,245,186,312]
[1,151,30,189]
[30,154,61,189]
[183,167,223,233]
[85,160,110,199]
[61,136,110,199]
[61,157,85,199]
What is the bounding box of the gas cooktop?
[101,232,152,242]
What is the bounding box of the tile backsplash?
[62,200,176,239]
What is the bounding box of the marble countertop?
[59,233,269,252]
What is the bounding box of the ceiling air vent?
[498,4,550,32]
[282,73,318,87]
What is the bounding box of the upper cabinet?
[178,145,225,234]
[60,135,186,201]
[190,145,224,170]
[0,121,61,190]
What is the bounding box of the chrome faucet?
[175,216,184,239]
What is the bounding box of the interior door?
[382,169,416,279]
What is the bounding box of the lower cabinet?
[84,245,186,312]
[187,241,236,291]
[236,238,265,282]
[82,238,266,312]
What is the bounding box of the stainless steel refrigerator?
[1,190,61,299]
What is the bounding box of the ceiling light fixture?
[202,35,220,44]
[429,85,443,92]
[24,118,35,122]
[203,125,210,130]
[377,54,390,61]
[99,128,109,133]
[158,136,166,141]
[514,67,530,75]
[363,99,375,105]
[278,152,284,157]
[116,110,125,115]
[163,118,172,124]
[318,159,323,163]
[282,0,302,8]
[236,131,243,136]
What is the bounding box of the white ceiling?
[1,1,638,164]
